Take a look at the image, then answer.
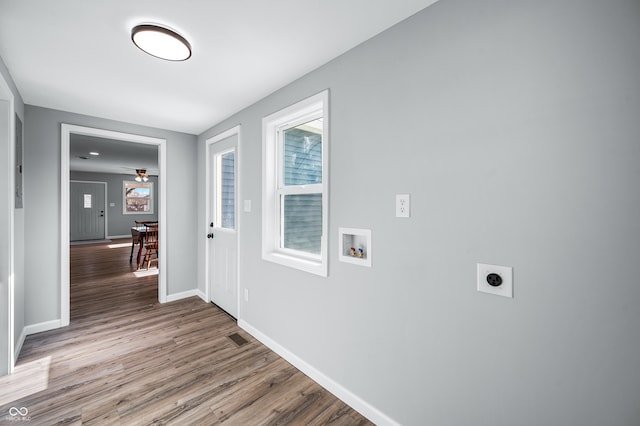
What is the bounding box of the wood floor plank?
[0,239,373,425]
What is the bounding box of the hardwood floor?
[0,239,373,425]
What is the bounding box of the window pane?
[219,151,235,229]
[282,193,322,254]
[125,182,153,213]
[283,119,322,186]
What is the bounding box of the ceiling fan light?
[143,176,149,182]
[135,175,142,182]
[131,24,191,61]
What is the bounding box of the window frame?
[122,180,155,215]
[262,90,329,277]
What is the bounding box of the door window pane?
[217,150,235,229]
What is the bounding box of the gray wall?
[0,55,25,371]
[198,0,640,424]
[70,171,159,237]
[24,105,198,325]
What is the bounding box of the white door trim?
[0,71,15,374]
[61,124,167,327]
[70,180,108,240]
[205,125,241,319]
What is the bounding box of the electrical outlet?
[477,263,513,298]
[396,193,410,218]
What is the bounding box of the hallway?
[1,240,371,424]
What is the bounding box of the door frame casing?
[205,125,241,319]
[61,124,167,327]
[0,72,15,374]
[70,180,108,241]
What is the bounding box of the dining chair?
[142,223,159,270]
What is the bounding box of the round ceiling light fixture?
[131,24,192,61]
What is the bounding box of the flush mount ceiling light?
[131,24,191,61]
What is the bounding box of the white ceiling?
[70,134,158,175]
[0,0,439,135]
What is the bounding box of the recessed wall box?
[339,227,371,267]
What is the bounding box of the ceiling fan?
[134,169,149,182]
[119,166,159,181]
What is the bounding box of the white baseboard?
[165,288,206,303]
[238,319,399,426]
[107,234,131,239]
[24,319,63,336]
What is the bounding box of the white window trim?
[262,90,329,277]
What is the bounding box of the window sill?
[263,250,327,277]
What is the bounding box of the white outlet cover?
[396,193,410,218]
[477,263,513,298]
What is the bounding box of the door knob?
[207,233,214,239]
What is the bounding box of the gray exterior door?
[70,181,106,241]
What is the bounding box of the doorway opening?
[61,124,167,327]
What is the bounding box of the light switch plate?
[243,200,252,213]
[477,263,513,298]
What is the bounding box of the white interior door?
[209,134,238,318]
[70,181,106,241]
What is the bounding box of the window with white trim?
[262,90,329,276]
[123,181,154,214]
